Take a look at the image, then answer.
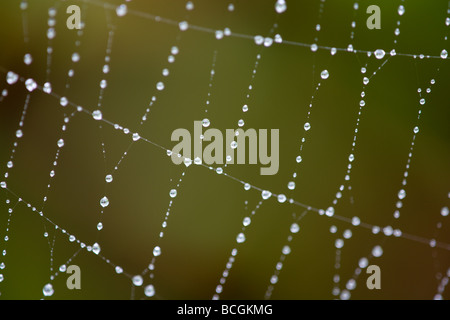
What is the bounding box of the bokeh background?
[0,0,449,299]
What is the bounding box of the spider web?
[0,0,449,300]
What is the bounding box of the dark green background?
[0,0,449,299]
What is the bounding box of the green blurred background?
[0,0,449,299]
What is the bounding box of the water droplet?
[349,154,355,162]
[310,43,318,52]
[236,233,246,243]
[335,239,344,248]
[346,279,356,291]
[179,21,189,31]
[43,82,52,94]
[100,79,107,89]
[352,216,360,226]
[100,196,109,208]
[282,245,291,255]
[374,49,385,59]
[420,98,425,105]
[92,110,103,121]
[343,229,352,239]
[25,78,37,92]
[0,182,6,189]
[186,1,194,10]
[244,183,251,191]
[105,174,113,183]
[145,284,155,297]
[441,49,448,59]
[287,181,295,190]
[296,156,302,163]
[363,77,369,85]
[57,139,65,148]
[441,207,449,217]
[16,130,23,138]
[330,47,337,55]
[264,37,273,47]
[254,35,264,45]
[24,53,33,65]
[116,4,127,16]
[115,266,123,274]
[92,242,101,255]
[230,141,238,149]
[60,97,68,107]
[171,46,179,55]
[132,275,143,286]
[153,246,161,257]
[215,30,224,40]
[358,257,368,268]
[320,70,329,79]
[71,52,80,63]
[261,190,272,200]
[169,189,177,198]
[275,0,287,13]
[202,118,210,127]
[372,245,383,257]
[6,71,19,85]
[156,81,165,91]
[398,5,405,16]
[274,34,282,43]
[414,126,419,134]
[290,223,300,233]
[304,122,311,131]
[43,283,54,297]
[243,217,251,227]
[132,133,141,141]
[326,207,335,217]
[275,194,285,203]
[97,222,103,230]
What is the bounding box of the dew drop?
[132,275,143,286]
[169,189,177,198]
[100,196,109,208]
[116,4,127,17]
[320,70,329,79]
[372,245,383,257]
[92,110,103,120]
[25,78,37,92]
[290,223,300,234]
[6,71,19,85]
[275,0,287,13]
[24,53,33,65]
[145,285,155,297]
[277,194,287,203]
[304,122,311,131]
[153,246,161,257]
[92,242,101,255]
[236,233,246,243]
[374,49,385,59]
[287,181,296,190]
[179,21,189,31]
[43,283,54,297]
[202,118,210,127]
[261,190,272,200]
